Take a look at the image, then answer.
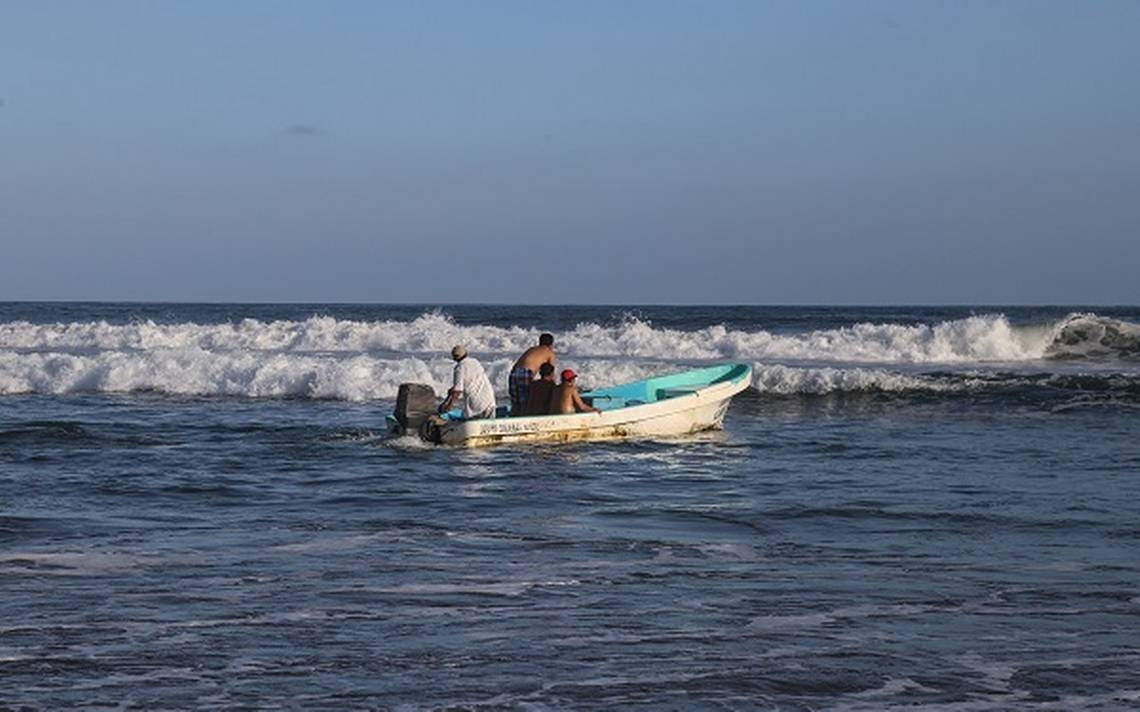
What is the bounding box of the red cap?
[561,369,577,381]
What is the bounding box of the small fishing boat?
[388,363,752,447]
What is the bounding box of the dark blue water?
[3,304,1139,709]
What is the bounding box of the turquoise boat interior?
[434,363,751,420]
[582,363,751,410]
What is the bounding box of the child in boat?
[550,369,602,415]
[522,363,557,415]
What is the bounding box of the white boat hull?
[434,367,750,447]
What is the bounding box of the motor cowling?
[394,383,438,435]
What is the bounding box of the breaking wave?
[1044,313,1140,360]
[751,364,952,395]
[0,312,1136,399]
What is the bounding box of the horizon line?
[1,299,1137,309]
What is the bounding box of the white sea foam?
[0,551,166,575]
[0,312,1133,399]
[0,312,1050,361]
[1045,312,1140,359]
[750,364,952,395]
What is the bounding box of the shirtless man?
[508,333,555,416]
[550,369,602,415]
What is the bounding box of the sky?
[1,0,1138,304]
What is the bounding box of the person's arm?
[438,388,461,414]
[440,363,466,413]
[572,388,601,414]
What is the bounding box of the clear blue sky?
[2,1,1138,304]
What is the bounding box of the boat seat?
[656,387,699,400]
[585,395,626,409]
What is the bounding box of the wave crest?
[1046,314,1140,360]
[0,311,1058,363]
[1,311,1136,399]
[751,365,950,395]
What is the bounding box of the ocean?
[2,303,1139,710]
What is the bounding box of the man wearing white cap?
[437,345,496,419]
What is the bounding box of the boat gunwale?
[437,363,752,444]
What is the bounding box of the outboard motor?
[392,383,438,436]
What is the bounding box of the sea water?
[2,303,1139,710]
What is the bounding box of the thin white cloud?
[286,124,321,137]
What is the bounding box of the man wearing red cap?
[550,368,602,415]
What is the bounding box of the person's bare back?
[512,342,555,373]
[509,333,556,416]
